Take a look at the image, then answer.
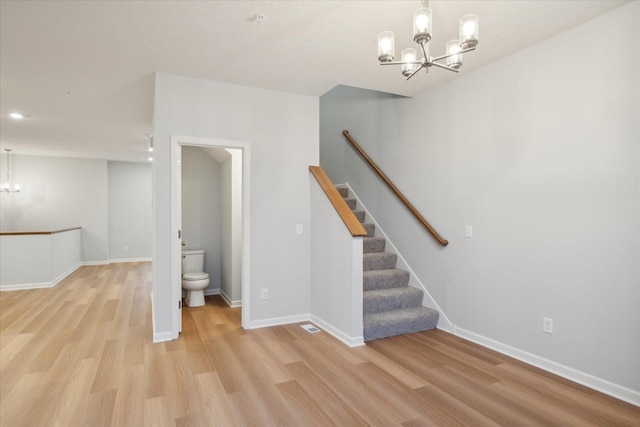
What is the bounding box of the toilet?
[182,249,210,307]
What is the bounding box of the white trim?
[81,260,110,266]
[311,315,365,348]
[153,330,175,343]
[246,313,310,330]
[0,259,156,291]
[454,326,640,407]
[0,262,83,291]
[0,282,55,291]
[220,289,242,307]
[171,135,251,339]
[203,289,221,296]
[108,257,152,263]
[342,182,454,332]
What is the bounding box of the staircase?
[336,186,439,341]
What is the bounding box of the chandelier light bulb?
[446,40,463,69]
[413,8,432,43]
[378,31,395,62]
[401,48,419,76]
[459,14,478,49]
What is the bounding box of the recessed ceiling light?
[9,112,24,119]
[148,157,153,162]
[252,13,264,22]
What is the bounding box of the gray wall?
[108,161,152,260]
[0,154,109,262]
[153,73,318,336]
[181,146,221,293]
[220,149,243,304]
[320,3,639,393]
[0,154,152,264]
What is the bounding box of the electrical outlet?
[261,288,269,300]
[124,245,129,251]
[543,317,553,334]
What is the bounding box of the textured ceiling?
[0,1,629,162]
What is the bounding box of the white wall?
[320,2,639,397]
[310,175,363,346]
[108,161,152,260]
[220,148,243,304]
[0,154,109,262]
[153,73,319,336]
[181,146,221,293]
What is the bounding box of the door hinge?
[178,230,181,239]
[178,300,182,309]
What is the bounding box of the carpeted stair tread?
[364,269,409,290]
[344,198,357,209]
[363,252,397,271]
[336,187,349,198]
[363,237,385,253]
[362,223,376,237]
[352,209,366,223]
[363,286,424,314]
[364,307,439,341]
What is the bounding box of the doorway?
[170,136,251,335]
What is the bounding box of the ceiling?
[0,0,629,163]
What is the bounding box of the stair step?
[344,198,356,209]
[352,210,365,223]
[362,223,376,237]
[363,236,385,253]
[363,252,397,271]
[364,307,439,341]
[363,286,423,314]
[364,269,409,290]
[336,186,349,198]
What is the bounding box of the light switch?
[465,225,472,238]
[296,224,303,235]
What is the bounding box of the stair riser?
[363,253,397,271]
[364,310,439,341]
[364,270,409,290]
[344,198,356,210]
[337,187,349,198]
[364,291,423,314]
[353,210,365,222]
[363,237,385,253]
[362,223,376,238]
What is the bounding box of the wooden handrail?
[342,130,449,246]
[309,165,368,237]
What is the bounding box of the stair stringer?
[340,183,454,333]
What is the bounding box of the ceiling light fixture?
[9,112,24,120]
[2,149,21,193]
[378,0,478,80]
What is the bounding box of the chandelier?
[377,0,478,80]
[1,149,21,193]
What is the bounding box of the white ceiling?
[0,0,629,163]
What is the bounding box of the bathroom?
[181,145,243,308]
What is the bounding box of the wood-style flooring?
[1,262,638,426]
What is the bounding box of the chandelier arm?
[430,61,459,73]
[431,46,476,63]
[405,64,425,80]
[419,40,429,63]
[380,61,422,66]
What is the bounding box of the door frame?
[170,135,251,335]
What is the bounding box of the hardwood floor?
[1,262,638,426]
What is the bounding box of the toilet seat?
[183,272,209,281]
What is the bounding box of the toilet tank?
[182,249,205,273]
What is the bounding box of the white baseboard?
[454,326,640,407]
[108,257,152,263]
[203,289,220,296]
[220,289,242,307]
[310,315,365,347]
[246,313,310,330]
[81,260,110,266]
[0,262,82,291]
